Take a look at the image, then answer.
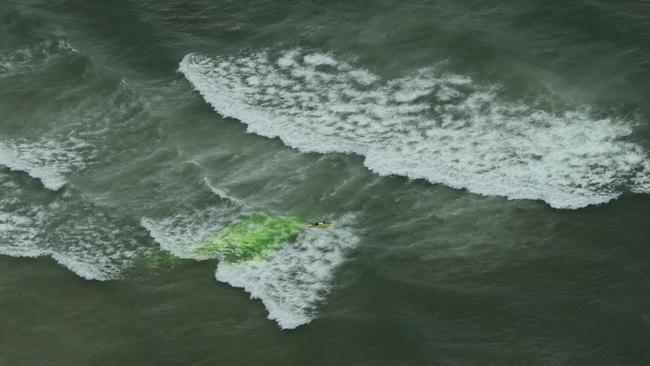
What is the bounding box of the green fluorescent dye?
[195,214,304,261]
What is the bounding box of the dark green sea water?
[1,0,650,364]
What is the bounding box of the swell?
[179,50,650,209]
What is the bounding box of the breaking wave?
[0,170,153,280]
[179,50,650,209]
[142,185,358,329]
[216,216,358,329]
[0,139,88,190]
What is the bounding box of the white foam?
[141,205,239,260]
[142,200,359,329]
[179,50,650,209]
[632,159,650,194]
[215,217,358,329]
[303,53,338,67]
[50,252,117,281]
[0,210,42,257]
[0,172,147,280]
[0,139,87,190]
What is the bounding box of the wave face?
[179,50,650,209]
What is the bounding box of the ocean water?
[1,0,649,364]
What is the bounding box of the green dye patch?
[195,214,304,261]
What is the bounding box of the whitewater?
[179,49,650,209]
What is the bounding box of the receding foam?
[179,50,650,209]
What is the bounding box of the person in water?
[309,221,330,227]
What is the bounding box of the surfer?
[308,221,332,228]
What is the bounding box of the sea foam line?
[179,50,650,209]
